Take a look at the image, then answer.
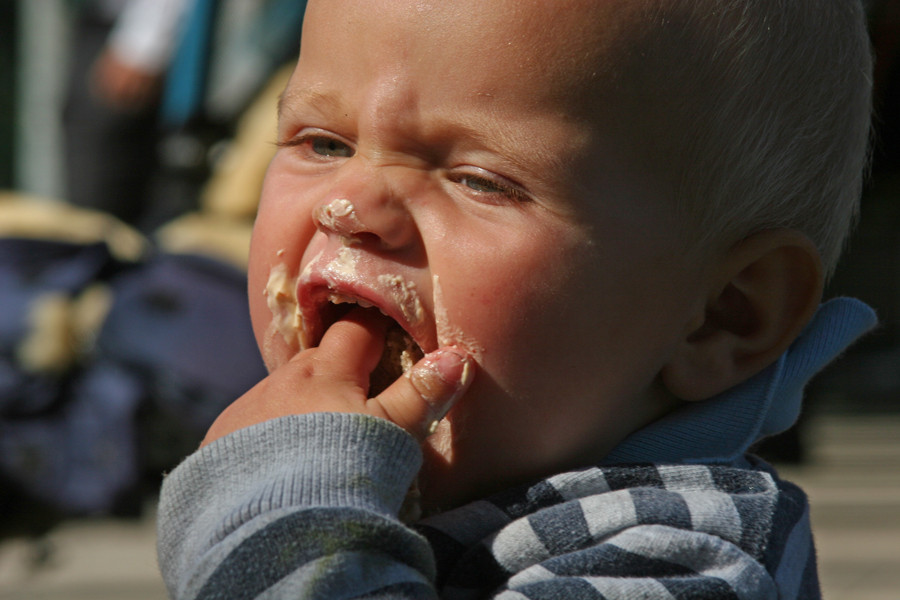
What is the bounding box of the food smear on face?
[313,198,365,242]
[366,274,427,395]
[262,262,303,369]
[291,246,429,393]
[378,274,425,327]
[432,274,484,359]
[330,246,359,280]
[422,275,483,461]
[300,245,360,292]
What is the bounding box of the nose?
[312,164,419,252]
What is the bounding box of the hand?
[90,48,162,111]
[202,307,475,446]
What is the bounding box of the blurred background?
[0,1,898,599]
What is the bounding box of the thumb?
[372,348,475,440]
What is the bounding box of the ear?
[662,230,824,401]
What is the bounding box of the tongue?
[369,324,424,396]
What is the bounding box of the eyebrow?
[275,85,580,192]
[276,87,351,121]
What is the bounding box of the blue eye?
[452,171,531,204]
[310,136,354,158]
[459,175,506,194]
[278,132,355,159]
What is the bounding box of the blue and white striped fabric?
[158,300,875,599]
[158,415,820,599]
[418,460,816,599]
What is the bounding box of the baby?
[157,1,875,598]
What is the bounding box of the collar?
[602,297,877,465]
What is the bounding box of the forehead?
[296,0,644,117]
[283,0,672,219]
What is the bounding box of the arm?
[157,413,439,599]
[157,307,473,598]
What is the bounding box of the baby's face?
[250,0,708,510]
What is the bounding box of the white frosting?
[266,248,425,354]
[314,198,365,242]
[262,262,303,369]
[330,246,359,279]
[262,251,482,381]
[432,274,484,358]
[378,274,425,327]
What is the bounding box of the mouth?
[304,290,426,396]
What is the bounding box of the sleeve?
[156,412,439,599]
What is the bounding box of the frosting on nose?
[314,198,366,242]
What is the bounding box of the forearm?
[157,413,437,599]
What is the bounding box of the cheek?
[247,167,319,368]
[433,229,586,379]
[247,228,298,371]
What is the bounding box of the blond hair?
[630,0,873,277]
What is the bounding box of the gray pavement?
[0,412,898,599]
[0,510,166,599]
[779,414,900,600]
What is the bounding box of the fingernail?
[432,348,472,385]
[410,348,474,426]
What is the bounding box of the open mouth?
[315,293,425,396]
[370,320,425,395]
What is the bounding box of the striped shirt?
[157,413,819,599]
[158,300,878,598]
